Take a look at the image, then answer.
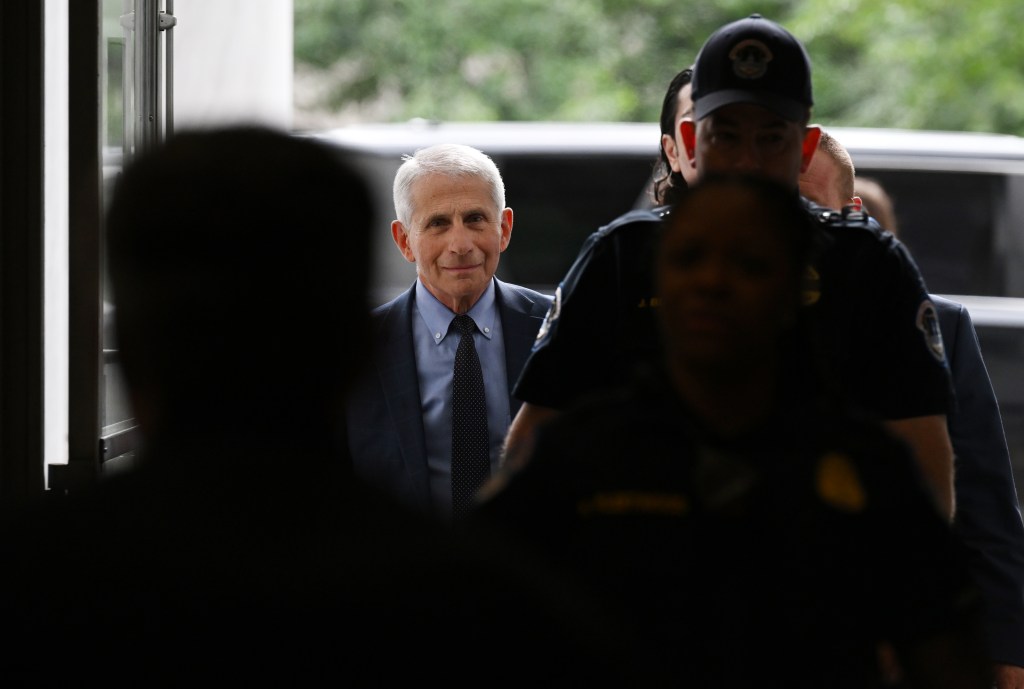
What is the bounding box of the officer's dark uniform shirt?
[513,200,952,418]
[478,378,983,687]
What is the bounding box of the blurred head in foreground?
[106,126,374,447]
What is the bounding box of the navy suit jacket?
[345,278,552,514]
[934,294,1024,665]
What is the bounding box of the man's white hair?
[392,143,505,226]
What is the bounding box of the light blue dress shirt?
[412,279,510,517]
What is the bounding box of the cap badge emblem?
[729,39,772,79]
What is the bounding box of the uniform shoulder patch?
[916,299,946,364]
[535,286,561,343]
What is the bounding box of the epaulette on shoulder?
[811,203,871,228]
[595,205,669,238]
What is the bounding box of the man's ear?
[499,208,513,252]
[391,220,416,263]
[799,125,822,174]
[679,119,698,169]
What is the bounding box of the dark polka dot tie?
[450,314,490,518]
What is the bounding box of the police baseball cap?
[691,14,813,122]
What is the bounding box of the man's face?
[657,185,797,372]
[392,172,512,314]
[680,103,819,188]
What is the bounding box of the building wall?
[174,0,293,129]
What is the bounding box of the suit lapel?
[375,288,430,495]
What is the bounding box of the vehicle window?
[855,170,1003,297]
[493,154,657,292]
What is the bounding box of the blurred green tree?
[293,0,1024,135]
[788,0,1024,134]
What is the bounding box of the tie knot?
[451,314,476,337]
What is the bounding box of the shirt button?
[434,332,441,339]
[483,327,490,334]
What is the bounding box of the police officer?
[480,174,990,688]
[504,14,956,521]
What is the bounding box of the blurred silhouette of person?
[856,176,900,234]
[0,127,643,687]
[477,174,991,688]
[800,133,1024,686]
[345,143,552,520]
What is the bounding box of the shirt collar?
[415,279,497,345]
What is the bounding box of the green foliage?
[294,0,1024,135]
[786,0,1024,134]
